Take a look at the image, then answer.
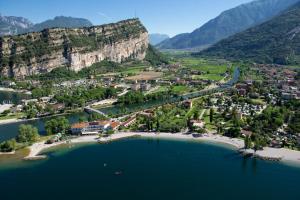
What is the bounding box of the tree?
[17,124,39,143]
[187,117,194,132]
[209,108,214,123]
[225,127,241,138]
[244,136,252,149]
[0,139,17,152]
[78,116,87,123]
[193,111,200,120]
[45,117,70,135]
[106,129,115,135]
[88,113,106,122]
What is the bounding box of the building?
[141,83,151,91]
[122,116,137,127]
[183,100,193,109]
[131,84,141,91]
[191,120,205,128]
[22,99,38,106]
[238,89,247,96]
[71,120,120,135]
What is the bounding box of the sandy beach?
[22,132,300,165]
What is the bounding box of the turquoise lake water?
[0,138,299,200]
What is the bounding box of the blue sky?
[0,0,252,36]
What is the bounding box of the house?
[191,120,205,128]
[238,89,247,96]
[22,99,38,106]
[183,100,193,109]
[131,84,141,91]
[51,103,65,112]
[141,83,151,91]
[71,120,120,135]
[236,83,248,90]
[40,97,52,103]
[122,116,137,127]
[241,130,253,137]
[270,140,283,148]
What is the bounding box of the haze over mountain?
[199,2,300,65]
[149,34,169,45]
[157,0,300,50]
[0,15,33,36]
[0,16,93,36]
[25,16,93,33]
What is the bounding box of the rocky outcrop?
[0,18,149,78]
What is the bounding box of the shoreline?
[21,132,300,165]
[0,87,31,94]
[0,108,84,125]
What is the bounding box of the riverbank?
[0,108,84,125]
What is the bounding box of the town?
[0,54,299,157]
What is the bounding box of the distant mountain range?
[0,15,93,36]
[149,34,169,45]
[199,2,300,65]
[157,0,300,50]
[0,15,33,36]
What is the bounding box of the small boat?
[114,171,122,175]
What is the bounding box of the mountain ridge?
[157,0,300,50]
[198,2,300,64]
[0,15,93,36]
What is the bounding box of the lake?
[0,138,299,200]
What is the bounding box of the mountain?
[0,19,149,78]
[149,34,169,45]
[0,15,93,36]
[0,15,33,36]
[199,2,300,65]
[157,0,300,50]
[26,16,93,33]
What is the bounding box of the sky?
[0,0,253,36]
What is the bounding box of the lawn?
[180,57,229,81]
[120,66,147,74]
[171,85,191,94]
[190,64,228,74]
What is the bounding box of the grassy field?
[180,58,229,81]
[126,71,163,81]
[120,65,147,74]
[171,85,191,94]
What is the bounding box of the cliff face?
[0,18,149,78]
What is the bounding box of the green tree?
[17,124,39,143]
[0,139,17,152]
[45,117,70,135]
[209,108,214,123]
[193,111,200,120]
[244,136,252,149]
[88,113,106,122]
[106,129,115,135]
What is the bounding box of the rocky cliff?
[0,18,149,78]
